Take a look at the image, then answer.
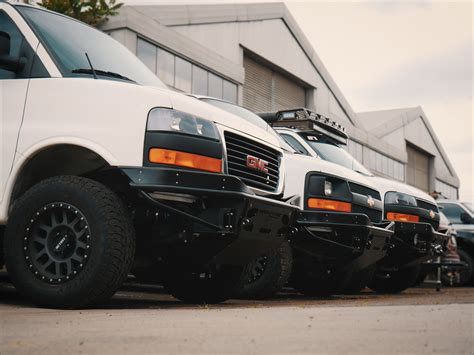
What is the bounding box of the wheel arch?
[1,140,118,223]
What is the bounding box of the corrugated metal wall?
[406,145,430,192]
[243,56,305,112]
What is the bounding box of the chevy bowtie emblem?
[429,210,435,219]
[367,195,375,208]
[246,155,269,174]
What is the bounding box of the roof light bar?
[259,108,348,139]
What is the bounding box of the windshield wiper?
[71,68,136,83]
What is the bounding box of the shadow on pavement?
[1,271,467,311]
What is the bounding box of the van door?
[0,9,40,204]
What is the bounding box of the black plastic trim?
[143,131,222,167]
[303,172,383,223]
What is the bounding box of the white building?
[102,2,460,199]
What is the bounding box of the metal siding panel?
[273,71,306,110]
[243,56,306,112]
[407,145,430,192]
[243,56,272,112]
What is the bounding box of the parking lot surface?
[0,277,473,354]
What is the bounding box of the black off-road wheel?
[237,240,292,299]
[4,176,135,309]
[342,265,376,294]
[166,266,243,304]
[369,265,421,294]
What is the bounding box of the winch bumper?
[291,211,393,272]
[121,167,297,269]
[378,221,448,270]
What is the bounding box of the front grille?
[224,131,281,192]
[416,199,438,212]
[352,205,382,223]
[348,182,381,200]
[348,182,382,223]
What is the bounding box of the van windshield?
[302,134,373,176]
[17,6,166,87]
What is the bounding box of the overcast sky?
[124,0,473,202]
[285,1,473,203]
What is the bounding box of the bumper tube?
[380,221,448,269]
[121,167,297,267]
[292,211,393,272]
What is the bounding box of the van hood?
[163,90,282,149]
[370,176,436,204]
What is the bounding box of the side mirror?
[0,31,26,73]
[460,212,472,224]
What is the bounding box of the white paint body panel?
[0,80,29,205]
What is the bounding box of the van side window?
[0,10,48,79]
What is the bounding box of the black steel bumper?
[380,221,448,269]
[121,167,297,268]
[291,211,393,272]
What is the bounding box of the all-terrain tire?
[237,239,292,299]
[166,266,243,304]
[291,266,352,297]
[369,265,421,294]
[342,265,376,294]
[4,176,135,309]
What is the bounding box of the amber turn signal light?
[307,198,352,212]
[149,148,222,173]
[386,212,420,223]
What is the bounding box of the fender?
[0,137,118,223]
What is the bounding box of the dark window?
[18,6,164,87]
[0,10,46,79]
[208,73,223,99]
[175,57,191,92]
[223,80,237,104]
[157,48,174,86]
[137,38,156,73]
[280,134,309,155]
[440,203,464,224]
[192,65,207,95]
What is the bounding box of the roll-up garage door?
[406,144,430,192]
[243,56,306,112]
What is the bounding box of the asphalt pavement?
[0,278,473,354]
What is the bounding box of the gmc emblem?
[246,155,269,173]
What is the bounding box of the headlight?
[306,174,351,208]
[385,192,417,206]
[324,181,332,196]
[147,108,219,140]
